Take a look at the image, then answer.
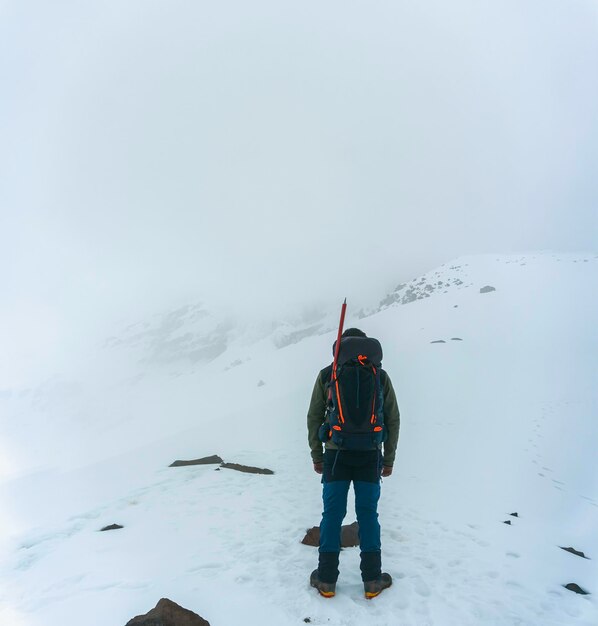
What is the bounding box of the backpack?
[318,336,386,449]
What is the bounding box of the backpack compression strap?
[332,356,381,431]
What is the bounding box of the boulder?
[560,546,589,559]
[479,286,496,294]
[301,526,320,547]
[563,583,589,595]
[100,524,124,531]
[340,521,360,547]
[302,521,360,547]
[125,598,210,625]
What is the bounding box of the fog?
[1,0,597,384]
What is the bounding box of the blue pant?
[318,449,382,582]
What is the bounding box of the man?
[307,328,400,599]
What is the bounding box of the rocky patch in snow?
[100,524,123,531]
[224,358,245,371]
[560,546,590,559]
[170,455,224,467]
[169,455,273,474]
[480,285,496,293]
[273,323,328,349]
[563,583,589,595]
[125,598,210,626]
[220,462,274,475]
[105,304,232,370]
[370,264,471,314]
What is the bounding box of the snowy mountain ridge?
[101,252,596,376]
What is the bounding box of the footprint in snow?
[414,580,432,597]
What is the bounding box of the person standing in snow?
[307,327,400,598]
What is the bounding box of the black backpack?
[318,336,386,449]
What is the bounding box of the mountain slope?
[1,252,597,626]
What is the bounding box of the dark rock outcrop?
[340,521,360,547]
[563,583,589,595]
[451,337,463,341]
[126,598,210,625]
[560,547,589,559]
[170,455,223,467]
[302,526,320,546]
[431,340,446,344]
[220,462,274,475]
[502,520,512,525]
[100,524,123,531]
[302,521,360,547]
[480,286,496,293]
[510,512,519,517]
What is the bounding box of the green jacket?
[307,365,400,466]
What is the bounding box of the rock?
[100,524,123,531]
[257,380,265,387]
[450,338,463,341]
[510,512,519,517]
[563,583,589,595]
[220,462,274,475]
[341,521,360,547]
[125,598,211,625]
[224,359,243,371]
[301,526,320,547]
[302,522,360,548]
[480,286,496,294]
[170,455,223,467]
[430,340,446,344]
[453,305,458,308]
[560,546,589,559]
[502,520,512,525]
[304,619,312,623]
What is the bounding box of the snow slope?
[1,252,597,626]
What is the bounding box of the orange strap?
[333,364,345,424]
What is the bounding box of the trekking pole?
[329,298,347,399]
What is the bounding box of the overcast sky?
[1,0,597,383]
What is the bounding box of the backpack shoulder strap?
[320,364,333,386]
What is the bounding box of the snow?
[1,253,597,625]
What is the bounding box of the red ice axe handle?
[329,298,347,398]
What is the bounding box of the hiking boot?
[364,572,392,598]
[310,569,336,598]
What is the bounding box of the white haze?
[1,0,598,386]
